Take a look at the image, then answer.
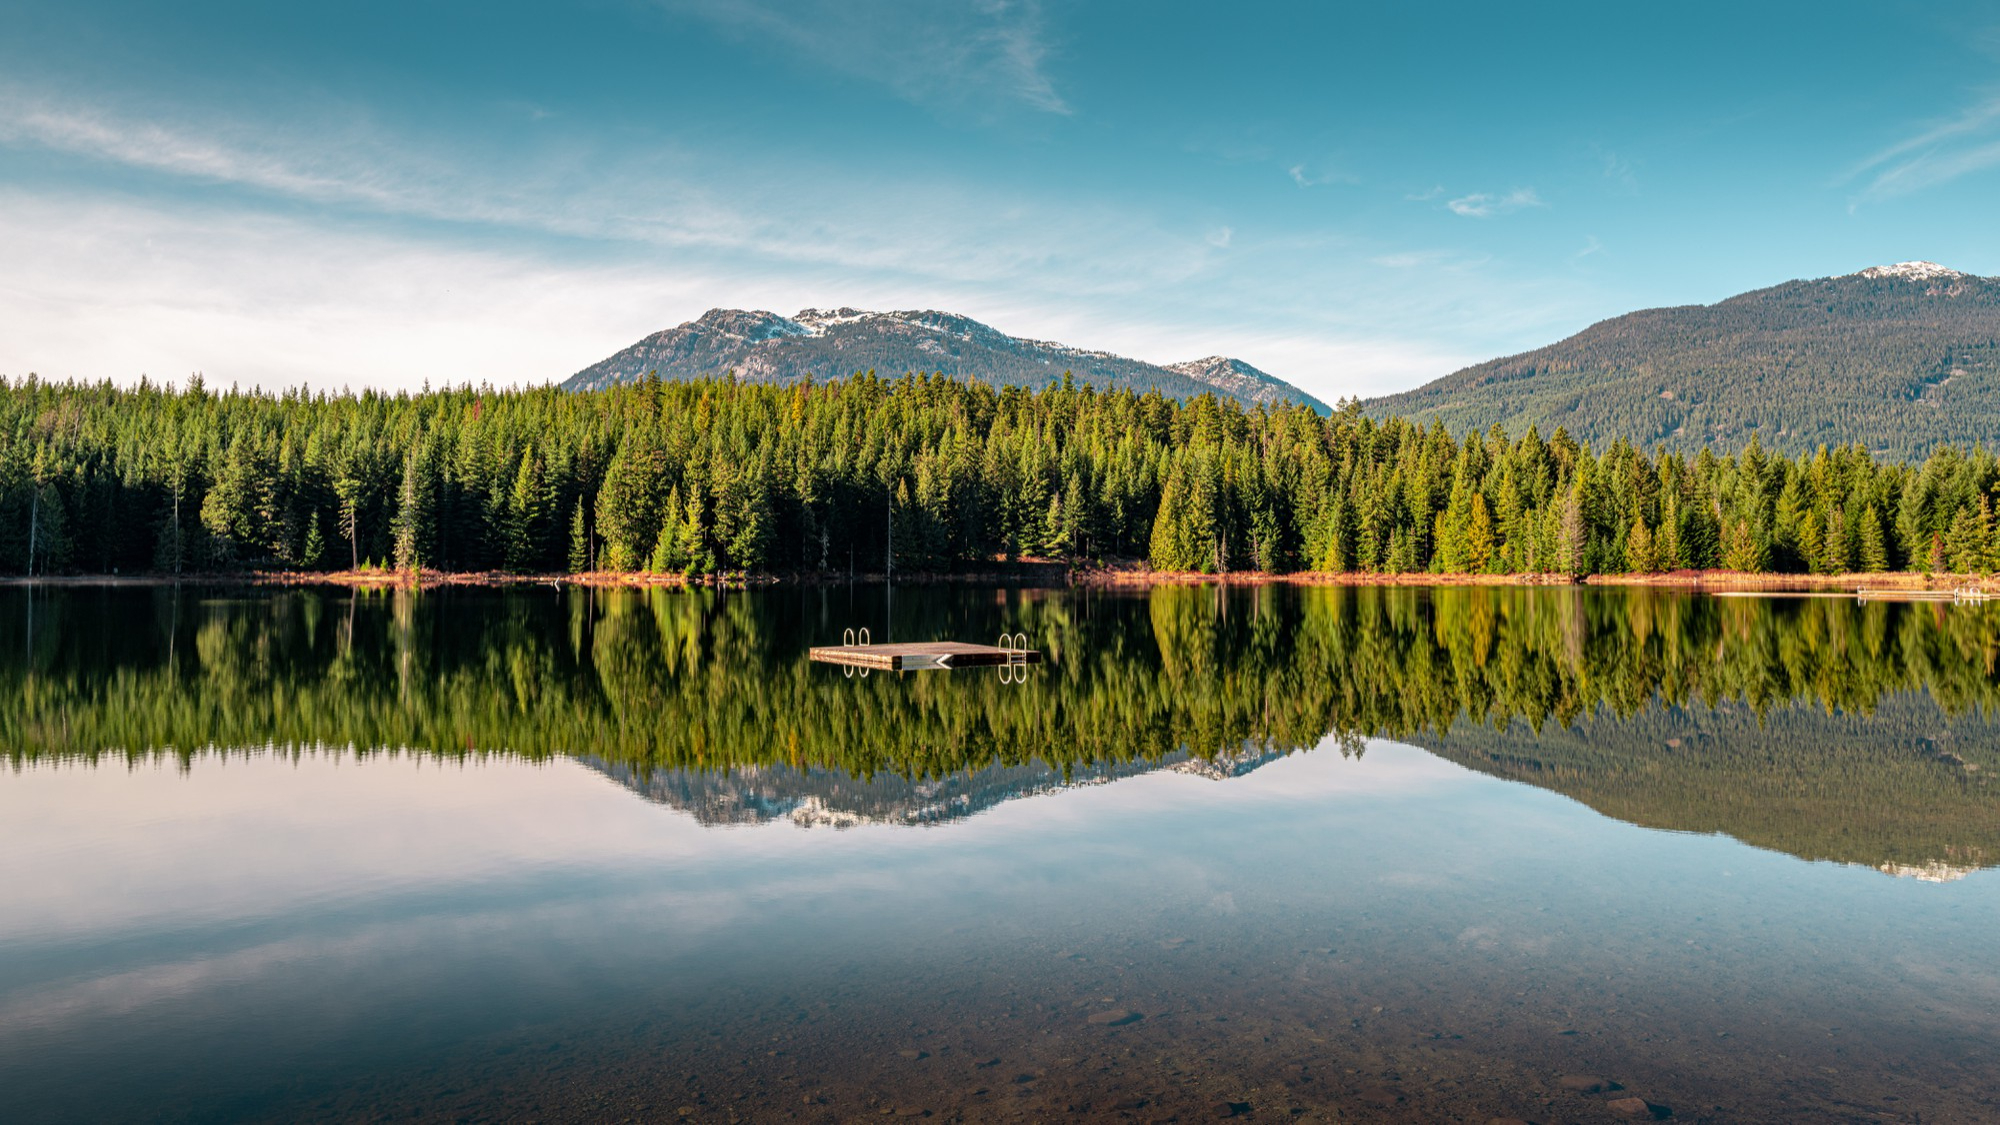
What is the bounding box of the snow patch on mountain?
[562,306,1329,411]
[1856,261,1965,281]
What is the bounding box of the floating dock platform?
[1857,587,1992,604]
[809,639,1042,672]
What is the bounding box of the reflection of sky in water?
[4,739,1999,1122]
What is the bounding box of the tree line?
[5,371,2000,578]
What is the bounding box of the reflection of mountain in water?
[585,744,1290,828]
[1408,692,1998,880]
[8,583,1999,874]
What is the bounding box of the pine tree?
[1465,493,1496,573]
[675,486,713,575]
[1656,493,1683,570]
[392,446,432,573]
[595,444,656,572]
[303,511,326,569]
[1946,505,1986,574]
[1556,475,1586,577]
[1722,519,1767,572]
[650,486,688,573]
[1858,505,1890,572]
[333,458,365,573]
[568,497,590,574]
[1433,474,1476,573]
[1823,507,1848,574]
[1148,466,1197,572]
[1626,515,1655,573]
[505,450,548,572]
[649,520,680,574]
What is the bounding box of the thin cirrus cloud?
[660,0,1071,116]
[0,88,1228,299]
[1444,188,1545,218]
[1843,92,2000,204]
[0,79,1584,398]
[1288,162,1357,188]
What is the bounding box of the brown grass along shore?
[5,564,2000,594]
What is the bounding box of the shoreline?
[2,566,1996,594]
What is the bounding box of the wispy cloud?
[1288,161,1356,188]
[1595,146,1638,192]
[0,86,1597,402]
[1574,235,1603,260]
[1444,187,1545,218]
[1843,92,2000,203]
[0,94,416,211]
[1368,249,1490,271]
[0,88,1203,296]
[662,0,1070,116]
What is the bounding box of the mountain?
[561,306,1329,411]
[1362,262,2000,458]
[582,743,1288,829]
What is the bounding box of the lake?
[2,583,1997,1123]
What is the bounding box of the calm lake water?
[2,584,1998,1124]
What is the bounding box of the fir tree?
[1656,493,1683,570]
[391,446,432,573]
[1465,493,1496,573]
[1556,476,1586,577]
[1722,519,1767,573]
[302,511,326,569]
[1823,507,1848,574]
[505,450,547,573]
[1858,506,1890,572]
[1626,515,1655,574]
[568,497,590,574]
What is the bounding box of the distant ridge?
[562,307,1328,411]
[1362,262,2000,458]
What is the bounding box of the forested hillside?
[1364,263,2000,457]
[6,371,2000,578]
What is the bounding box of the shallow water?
[2,584,1997,1123]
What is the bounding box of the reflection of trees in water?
[5,583,1996,871]
[4,584,1998,775]
[1408,693,1999,874]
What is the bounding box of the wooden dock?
[1857,588,1993,604]
[809,640,1043,672]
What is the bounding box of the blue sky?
[4,1,1999,401]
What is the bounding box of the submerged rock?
[1560,1074,1617,1093]
[1086,1008,1141,1026]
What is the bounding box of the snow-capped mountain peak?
[685,308,815,342]
[562,307,1329,411]
[1856,261,1964,281]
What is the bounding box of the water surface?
[2,584,1997,1123]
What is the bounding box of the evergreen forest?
[1364,271,2000,458]
[7,372,2000,579]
